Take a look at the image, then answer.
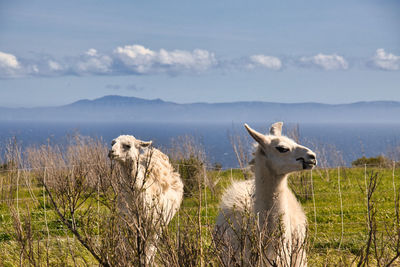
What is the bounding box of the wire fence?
[1,162,399,254]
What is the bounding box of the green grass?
[177,167,400,265]
[1,166,400,265]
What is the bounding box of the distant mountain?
[1,95,400,123]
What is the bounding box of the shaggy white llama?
[215,122,317,266]
[108,135,184,263]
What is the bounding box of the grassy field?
[1,165,400,266]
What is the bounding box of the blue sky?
[0,0,399,107]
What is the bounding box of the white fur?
[109,135,184,263]
[215,122,317,266]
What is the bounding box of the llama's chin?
[108,152,122,162]
[108,151,116,159]
[302,162,315,170]
[296,157,316,170]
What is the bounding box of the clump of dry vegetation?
[168,135,207,196]
[3,136,176,266]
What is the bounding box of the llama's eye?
[111,140,116,146]
[123,144,131,150]
[276,146,289,153]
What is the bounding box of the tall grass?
[1,134,400,266]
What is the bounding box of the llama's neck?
[254,161,289,222]
[118,159,147,189]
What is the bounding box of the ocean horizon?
[1,121,400,168]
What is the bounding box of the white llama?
[215,122,317,266]
[108,135,184,263]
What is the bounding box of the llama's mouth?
[108,150,115,159]
[296,158,316,170]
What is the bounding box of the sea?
[1,121,400,168]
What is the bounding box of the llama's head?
[108,135,152,164]
[245,122,317,176]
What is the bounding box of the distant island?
[1,95,399,123]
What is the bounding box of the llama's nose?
[108,150,114,158]
[307,153,317,164]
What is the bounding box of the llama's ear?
[139,141,152,147]
[244,124,268,145]
[269,122,283,136]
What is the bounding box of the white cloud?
[31,65,39,73]
[300,53,348,70]
[158,48,216,71]
[86,48,98,57]
[114,45,216,74]
[76,49,113,74]
[114,45,155,73]
[248,55,282,70]
[372,48,400,71]
[0,51,23,78]
[48,60,62,71]
[0,45,217,78]
[0,51,20,69]
[11,46,397,79]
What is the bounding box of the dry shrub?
[3,139,70,266]
[169,135,206,196]
[4,134,171,266]
[351,155,391,168]
[26,135,110,190]
[10,205,45,266]
[289,171,313,202]
[286,123,300,144]
[156,211,206,267]
[213,208,308,267]
[387,145,400,165]
[22,135,113,265]
[229,131,252,179]
[355,171,400,266]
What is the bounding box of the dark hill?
[1,95,399,123]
